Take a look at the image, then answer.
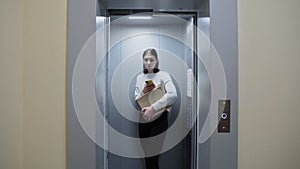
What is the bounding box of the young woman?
[135,48,177,169]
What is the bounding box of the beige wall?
[22,0,67,169]
[238,0,300,169]
[0,0,67,169]
[0,0,23,169]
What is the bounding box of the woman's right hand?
[142,83,155,93]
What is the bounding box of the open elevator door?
[69,0,238,168]
[95,10,199,169]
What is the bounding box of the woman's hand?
[142,83,156,94]
[141,106,156,122]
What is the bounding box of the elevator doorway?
[68,0,239,168]
[95,11,198,169]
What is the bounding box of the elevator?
[68,0,238,169]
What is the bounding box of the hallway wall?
[238,0,300,169]
[0,0,23,169]
[0,0,67,169]
[22,0,67,169]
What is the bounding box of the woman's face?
[143,54,157,73]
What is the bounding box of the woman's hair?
[142,48,160,74]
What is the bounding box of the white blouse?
[135,71,177,112]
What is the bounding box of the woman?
[135,48,177,169]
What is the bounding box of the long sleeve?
[151,73,177,112]
[134,75,143,100]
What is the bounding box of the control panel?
[218,100,231,133]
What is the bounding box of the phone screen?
[145,80,153,85]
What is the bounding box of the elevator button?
[221,113,227,120]
[218,100,230,133]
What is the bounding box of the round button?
[221,113,227,120]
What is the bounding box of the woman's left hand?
[141,106,156,122]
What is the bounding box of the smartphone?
[145,80,153,85]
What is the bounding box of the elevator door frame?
[68,0,238,168]
[104,10,199,169]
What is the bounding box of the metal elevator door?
[96,13,197,169]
